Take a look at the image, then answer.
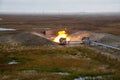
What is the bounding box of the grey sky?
[0,0,120,14]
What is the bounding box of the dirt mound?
[100,33,120,46]
[71,31,120,47]
[0,32,55,46]
[71,31,105,42]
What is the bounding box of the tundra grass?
[0,46,120,80]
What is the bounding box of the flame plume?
[53,30,71,43]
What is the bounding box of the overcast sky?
[0,0,120,14]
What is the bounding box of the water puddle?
[8,60,19,65]
[55,72,69,75]
[74,75,112,80]
[0,28,16,31]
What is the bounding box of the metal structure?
[92,41,120,51]
[59,38,67,45]
[81,36,120,51]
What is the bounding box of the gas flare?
[53,30,71,43]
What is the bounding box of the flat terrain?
[0,13,120,35]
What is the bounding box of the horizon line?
[0,12,120,15]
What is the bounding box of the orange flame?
[53,30,71,43]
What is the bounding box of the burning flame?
[53,30,71,43]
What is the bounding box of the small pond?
[74,75,112,80]
[0,28,16,31]
[55,72,69,75]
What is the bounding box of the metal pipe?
[92,41,120,51]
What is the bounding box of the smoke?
[70,31,90,42]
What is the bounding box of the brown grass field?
[0,13,120,35]
[0,46,120,80]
